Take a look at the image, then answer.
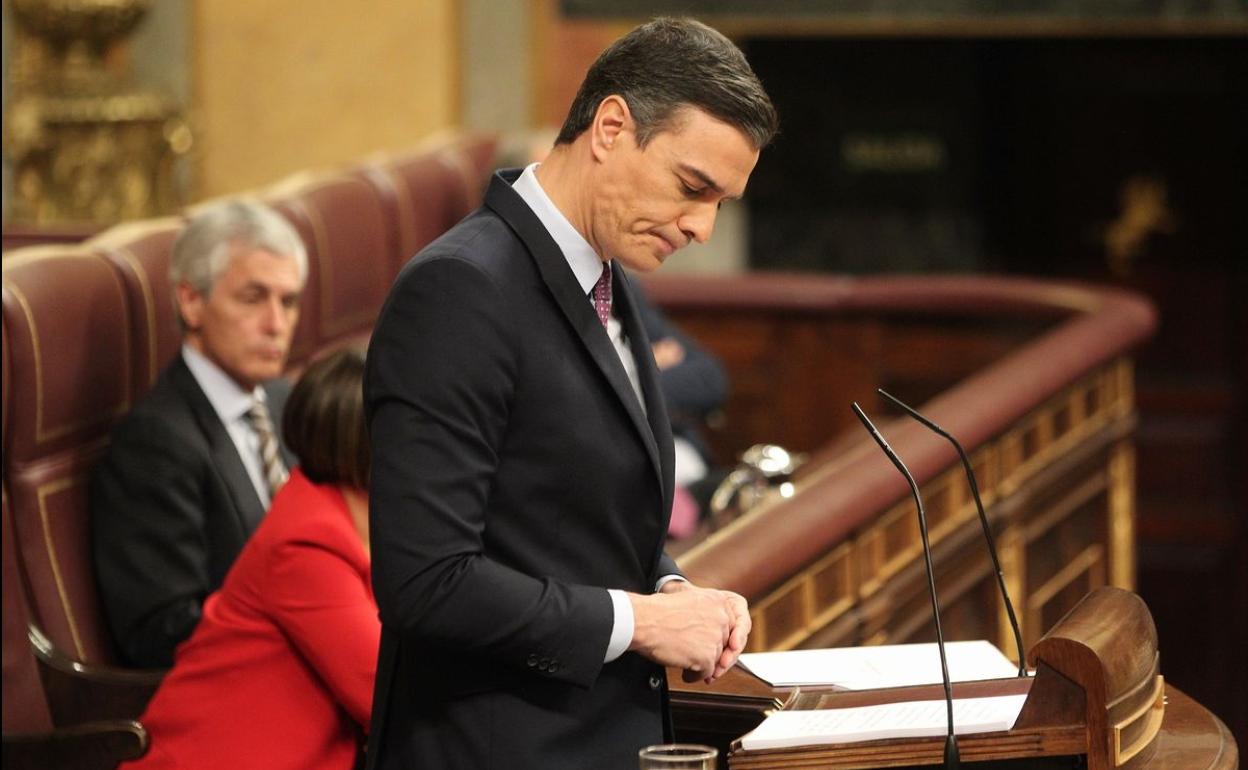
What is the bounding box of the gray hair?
[170,200,308,301]
[555,17,778,151]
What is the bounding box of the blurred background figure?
[633,286,729,538]
[125,347,378,770]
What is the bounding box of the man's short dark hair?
[555,17,778,150]
[283,347,369,489]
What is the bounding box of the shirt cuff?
[604,577,689,663]
[604,589,633,662]
[655,574,687,592]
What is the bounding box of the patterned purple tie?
[592,262,612,329]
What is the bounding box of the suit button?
[548,661,559,673]
[538,657,550,671]
[649,675,663,690]
[527,654,538,668]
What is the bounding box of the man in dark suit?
[92,200,306,668]
[365,18,777,769]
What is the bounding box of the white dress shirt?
[512,164,684,663]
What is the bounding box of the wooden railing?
[645,273,1156,656]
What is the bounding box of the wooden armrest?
[2,719,148,770]
[29,625,166,726]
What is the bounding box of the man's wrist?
[656,574,687,593]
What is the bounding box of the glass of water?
[638,743,718,769]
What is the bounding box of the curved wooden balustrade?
[643,273,1157,655]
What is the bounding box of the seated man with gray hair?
[91,200,307,668]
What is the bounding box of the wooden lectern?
[671,588,1238,769]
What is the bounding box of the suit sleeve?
[91,415,211,668]
[266,533,379,726]
[656,552,683,582]
[367,256,614,690]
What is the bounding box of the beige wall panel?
[194,1,458,199]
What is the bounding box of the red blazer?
[126,469,378,770]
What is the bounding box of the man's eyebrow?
[678,162,745,201]
[678,163,725,195]
[238,280,299,295]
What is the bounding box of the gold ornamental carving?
[1103,174,1177,277]
[4,0,192,226]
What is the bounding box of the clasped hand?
[627,581,750,684]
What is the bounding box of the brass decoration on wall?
[3,0,192,226]
[1103,174,1176,277]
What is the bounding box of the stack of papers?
[737,640,1020,690]
[739,694,1029,750]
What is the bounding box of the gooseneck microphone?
[853,402,960,770]
[876,388,1027,678]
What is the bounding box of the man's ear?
[175,282,205,332]
[589,95,633,161]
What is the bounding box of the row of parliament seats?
[1,133,499,767]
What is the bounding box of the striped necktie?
[246,399,289,498]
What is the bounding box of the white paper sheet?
[737,640,1020,689]
[739,693,1029,751]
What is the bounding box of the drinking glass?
[638,743,717,769]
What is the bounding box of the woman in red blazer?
[127,348,377,770]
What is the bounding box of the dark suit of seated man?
[91,200,306,668]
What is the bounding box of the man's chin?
[616,251,665,273]
[243,362,286,386]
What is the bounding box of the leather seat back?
[363,134,497,273]
[1,247,135,664]
[261,171,395,361]
[2,310,55,734]
[91,218,187,398]
[2,494,54,734]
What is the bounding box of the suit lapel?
[484,172,664,490]
[169,356,267,531]
[615,272,677,573]
[614,269,674,510]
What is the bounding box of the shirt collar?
[511,162,609,294]
[181,344,266,424]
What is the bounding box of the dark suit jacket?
[91,353,291,668]
[365,170,679,770]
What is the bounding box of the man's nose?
[679,202,717,245]
[262,298,291,333]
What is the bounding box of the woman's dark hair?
[555,17,778,150]
[282,347,369,488]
